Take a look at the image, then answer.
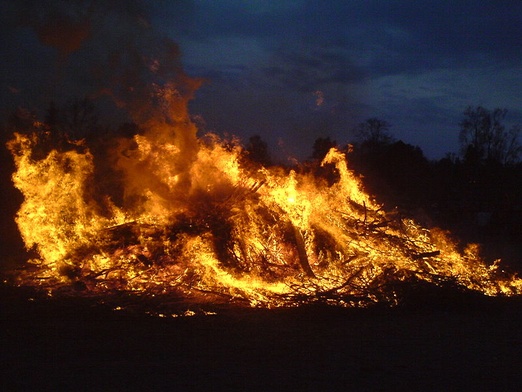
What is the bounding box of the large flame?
[6,87,522,310]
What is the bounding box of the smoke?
[17,0,93,57]
[3,0,200,127]
[2,0,204,215]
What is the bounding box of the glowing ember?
[6,87,522,310]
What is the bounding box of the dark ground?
[2,284,522,392]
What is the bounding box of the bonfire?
[6,81,522,313]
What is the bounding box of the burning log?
[412,251,441,260]
[291,224,316,278]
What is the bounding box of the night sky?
[1,0,521,161]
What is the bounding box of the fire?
[6,89,522,310]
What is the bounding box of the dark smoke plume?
[1,0,201,130]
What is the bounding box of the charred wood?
[412,250,441,260]
[291,224,316,278]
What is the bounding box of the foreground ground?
[2,284,522,392]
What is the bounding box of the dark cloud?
[263,43,367,92]
[172,0,521,75]
[350,0,522,74]
[156,0,521,79]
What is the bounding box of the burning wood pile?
[6,112,522,311]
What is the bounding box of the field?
[2,284,522,391]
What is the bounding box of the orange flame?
[6,87,522,310]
